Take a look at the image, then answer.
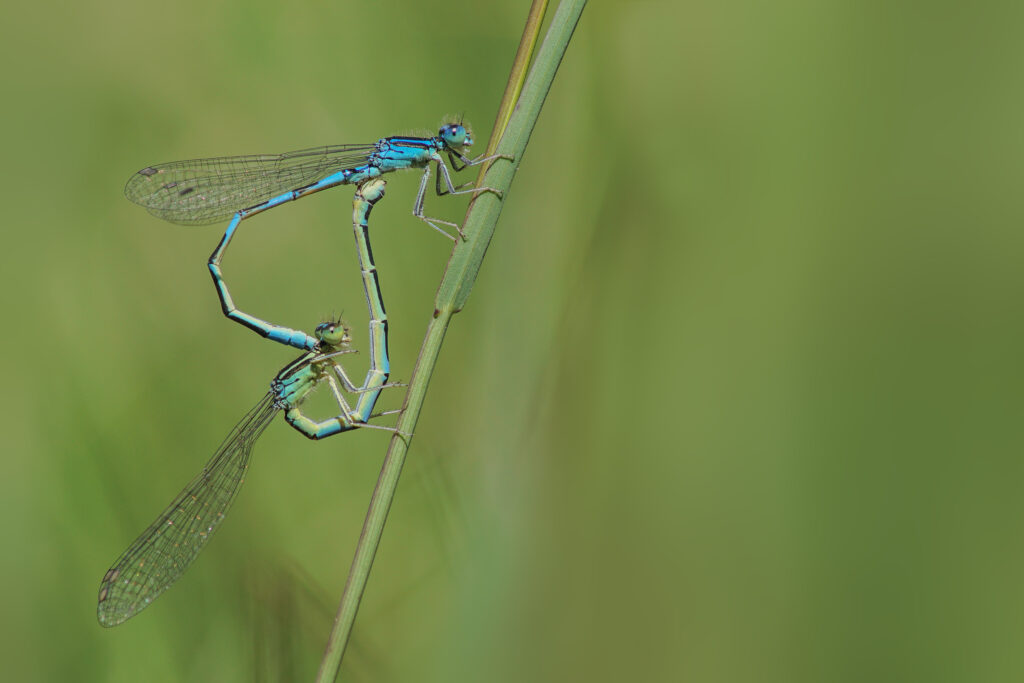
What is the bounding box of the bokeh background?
[3,1,1023,681]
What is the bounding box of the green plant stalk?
[484,0,549,160]
[444,0,586,310]
[314,2,587,681]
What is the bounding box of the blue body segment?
[207,211,319,351]
[332,138,441,186]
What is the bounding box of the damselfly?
[97,181,400,626]
[125,121,511,241]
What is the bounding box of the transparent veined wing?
[124,143,378,225]
[97,393,279,626]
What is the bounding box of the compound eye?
[315,322,339,342]
[320,320,350,346]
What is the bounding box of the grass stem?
[314,2,587,680]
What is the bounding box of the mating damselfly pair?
[97,123,511,626]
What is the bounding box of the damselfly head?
[314,319,351,347]
[438,122,473,151]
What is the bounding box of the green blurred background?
[3,1,1024,681]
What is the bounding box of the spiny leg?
[446,150,515,173]
[412,165,461,240]
[328,361,406,394]
[325,358,406,403]
[286,373,408,439]
[433,155,507,200]
[411,153,515,240]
